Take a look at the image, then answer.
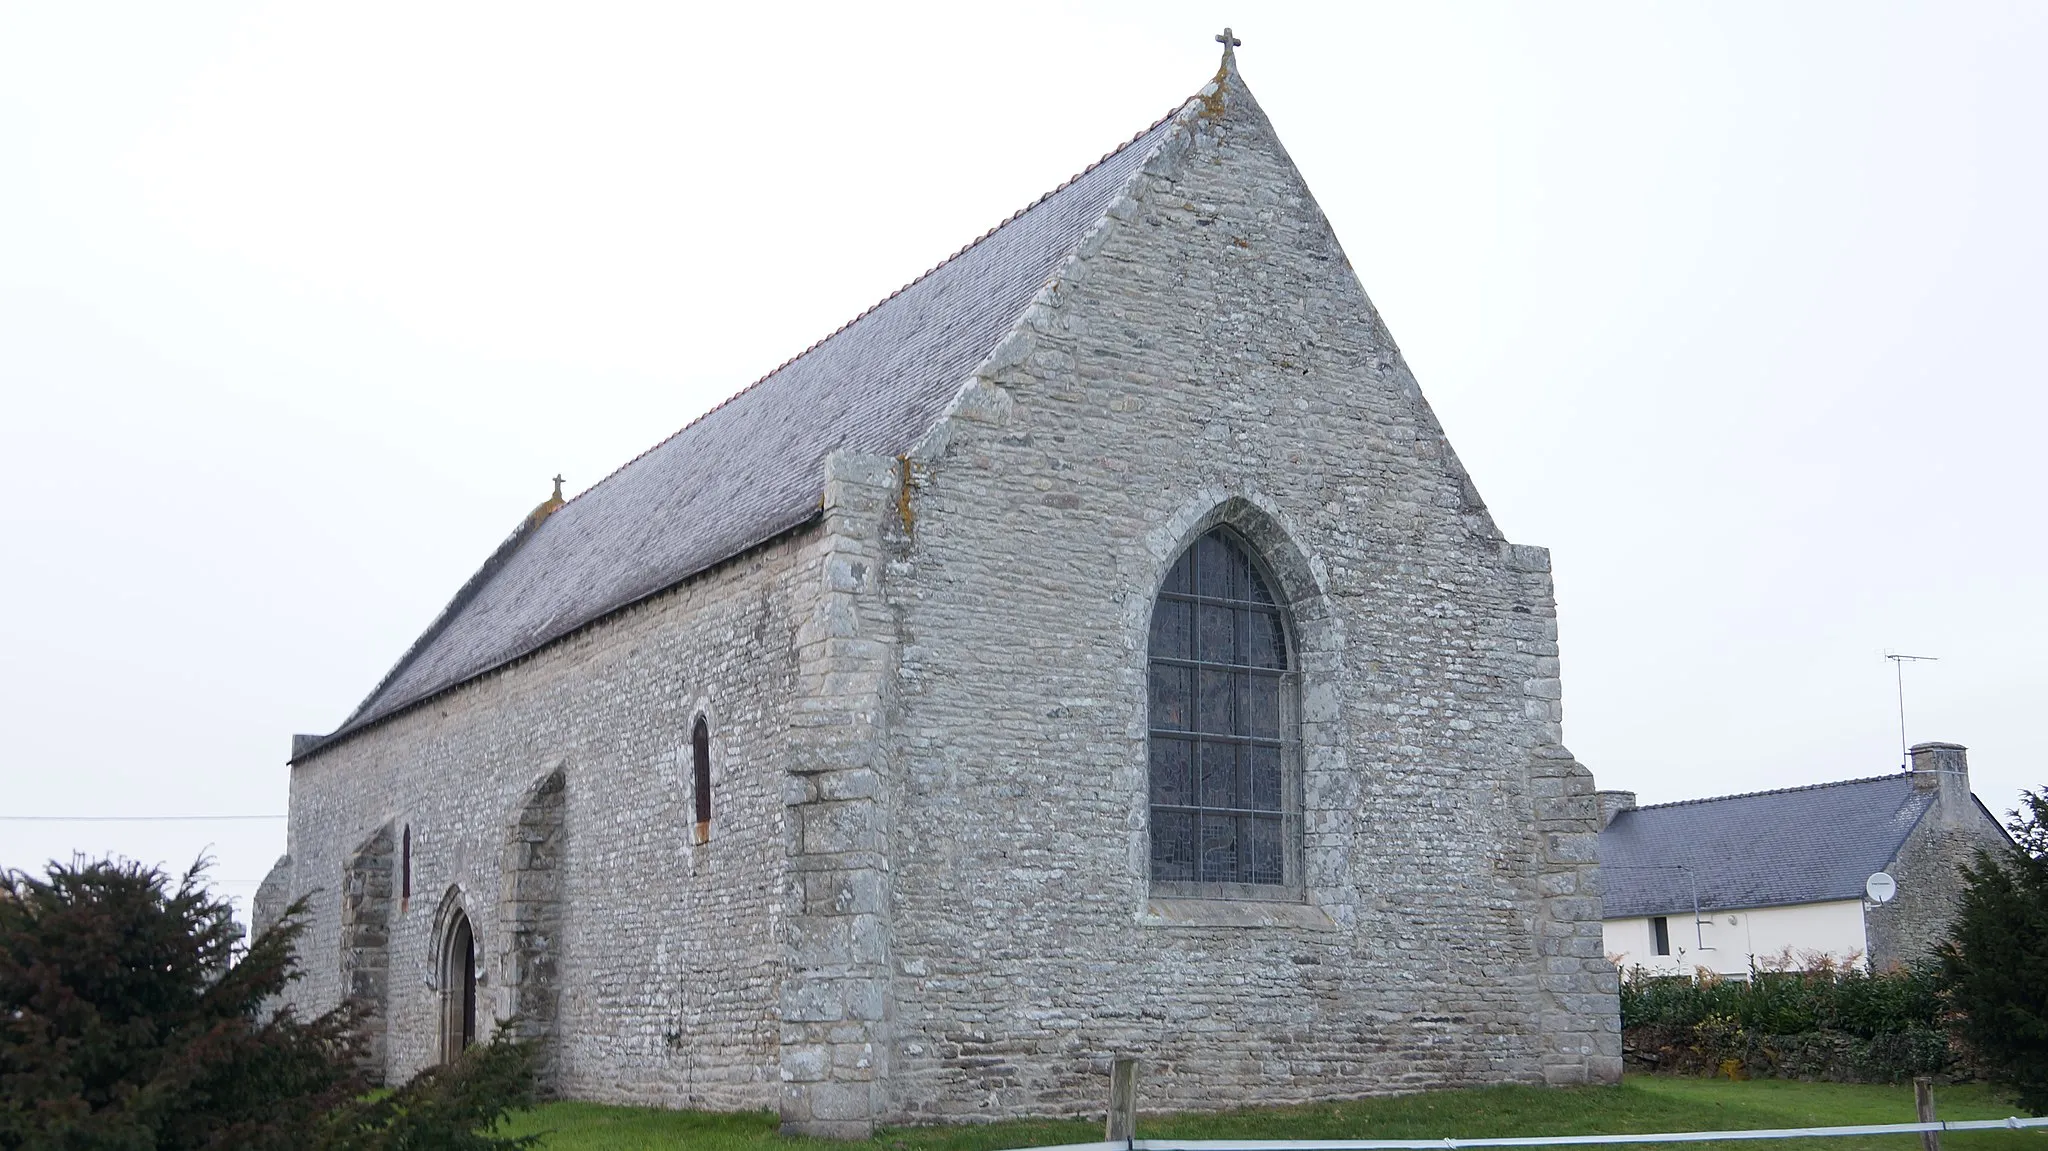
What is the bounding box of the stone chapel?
[258,42,1623,1137]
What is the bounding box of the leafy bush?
[319,1032,539,1151]
[1627,1019,1954,1083]
[1940,789,2048,1113]
[1621,963,1954,1083]
[1621,962,1943,1038]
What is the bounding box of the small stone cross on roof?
[1215,27,1242,64]
[552,474,565,501]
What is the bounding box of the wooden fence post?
[1106,1057,1139,1144]
[1915,1076,1940,1151]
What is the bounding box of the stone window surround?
[691,714,712,845]
[1131,490,1350,922]
[683,694,720,850]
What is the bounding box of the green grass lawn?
[500,1077,2046,1151]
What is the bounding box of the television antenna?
[1603,864,1712,951]
[1885,652,1938,770]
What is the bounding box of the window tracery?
[1148,527,1298,895]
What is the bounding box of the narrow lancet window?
[692,716,712,844]
[401,824,412,909]
[1148,527,1296,894]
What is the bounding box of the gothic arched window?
[1148,527,1296,895]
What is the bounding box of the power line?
[0,815,285,823]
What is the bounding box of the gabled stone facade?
[270,53,1620,1138]
[1865,743,2014,970]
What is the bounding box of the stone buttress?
[779,452,904,1137]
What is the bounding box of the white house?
[1599,742,2010,976]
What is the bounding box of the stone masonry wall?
[253,853,294,941]
[1866,747,2012,971]
[340,823,395,1084]
[778,453,904,1137]
[500,767,568,1090]
[281,532,808,1106]
[1528,749,1620,1083]
[876,66,1618,1122]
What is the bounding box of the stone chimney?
[1909,741,1972,825]
[1596,789,1637,828]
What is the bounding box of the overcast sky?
[3,2,2042,920]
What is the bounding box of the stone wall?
[1865,744,2012,970]
[1528,749,1621,1083]
[1868,820,2000,970]
[777,453,904,1137]
[868,63,1617,1127]
[340,823,395,1083]
[253,853,294,941]
[500,767,567,1089]
[281,532,809,1106]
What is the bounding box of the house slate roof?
[304,101,1187,757]
[1599,774,1940,919]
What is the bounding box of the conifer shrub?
[0,857,362,1149]
[1940,789,2048,1113]
[0,857,538,1150]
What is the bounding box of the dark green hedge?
[1621,965,1960,1082]
[1626,1020,1955,1082]
[1622,965,1943,1036]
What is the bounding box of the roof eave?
[289,509,823,767]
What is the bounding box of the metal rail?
[1005,1117,2048,1151]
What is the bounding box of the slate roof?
[306,102,1186,756]
[1599,774,1938,919]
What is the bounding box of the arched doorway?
[440,910,477,1063]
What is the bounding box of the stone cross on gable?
[552,474,564,501]
[1215,27,1242,57]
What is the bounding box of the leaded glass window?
[1148,528,1296,894]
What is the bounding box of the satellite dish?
[1866,872,1898,903]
